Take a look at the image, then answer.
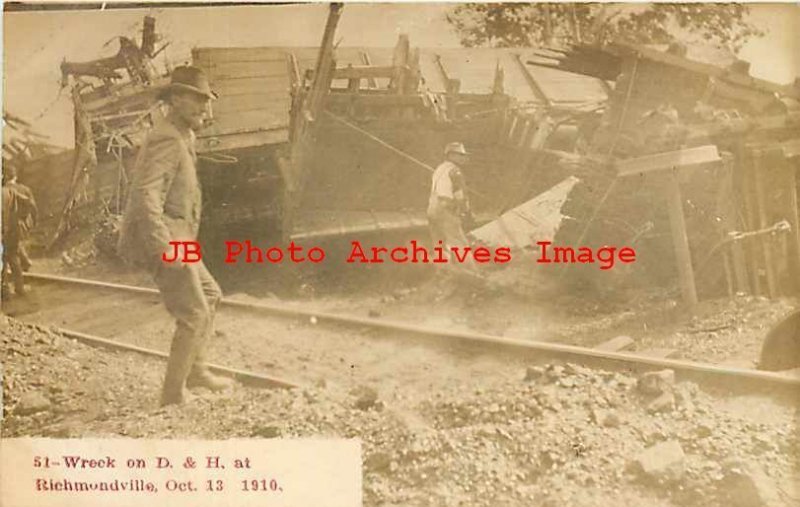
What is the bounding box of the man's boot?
[161,328,198,406]
[186,338,233,391]
[186,364,233,392]
[185,313,233,392]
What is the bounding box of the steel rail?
[30,324,299,390]
[23,272,800,396]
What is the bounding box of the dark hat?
[158,65,218,101]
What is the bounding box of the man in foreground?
[118,65,233,405]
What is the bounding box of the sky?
[3,3,799,148]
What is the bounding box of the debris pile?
[3,317,796,506]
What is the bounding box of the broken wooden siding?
[192,47,293,153]
[191,46,608,155]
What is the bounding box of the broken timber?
[285,3,343,239]
[616,145,723,309]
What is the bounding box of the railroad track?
[6,272,800,401]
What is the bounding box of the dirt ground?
[4,245,799,506]
[3,316,799,507]
[29,245,800,369]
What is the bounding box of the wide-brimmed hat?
[158,65,218,101]
[445,142,469,156]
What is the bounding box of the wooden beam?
[717,154,749,294]
[738,146,763,295]
[608,41,800,100]
[752,149,779,298]
[665,169,698,309]
[326,93,425,107]
[616,145,721,177]
[779,151,800,290]
[433,54,449,89]
[287,52,302,89]
[391,34,410,94]
[512,52,551,106]
[333,65,398,80]
[359,51,378,89]
[196,128,288,153]
[285,3,343,239]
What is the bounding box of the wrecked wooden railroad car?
[50,15,607,245]
[30,13,800,304]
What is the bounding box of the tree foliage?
[446,3,764,53]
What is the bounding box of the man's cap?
[158,65,218,101]
[445,142,469,156]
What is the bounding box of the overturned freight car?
[54,16,606,264]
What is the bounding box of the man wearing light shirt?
[427,141,474,251]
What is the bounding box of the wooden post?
[359,51,378,89]
[517,118,533,148]
[542,3,554,46]
[446,78,461,121]
[722,253,734,297]
[752,149,778,298]
[715,152,749,294]
[665,169,699,309]
[616,146,722,308]
[737,145,763,295]
[491,60,507,143]
[285,3,343,240]
[782,153,800,291]
[762,146,800,294]
[390,34,410,94]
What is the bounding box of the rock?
[631,440,685,482]
[695,421,714,439]
[524,366,545,382]
[302,389,318,403]
[647,392,675,414]
[544,365,564,383]
[722,461,785,507]
[15,391,51,416]
[599,410,622,428]
[365,452,392,472]
[251,425,282,438]
[637,369,675,395]
[352,386,380,411]
[368,309,381,318]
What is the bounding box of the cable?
[322,110,435,173]
[321,109,551,231]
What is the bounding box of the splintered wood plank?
[594,335,635,352]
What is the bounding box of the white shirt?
[432,159,460,196]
